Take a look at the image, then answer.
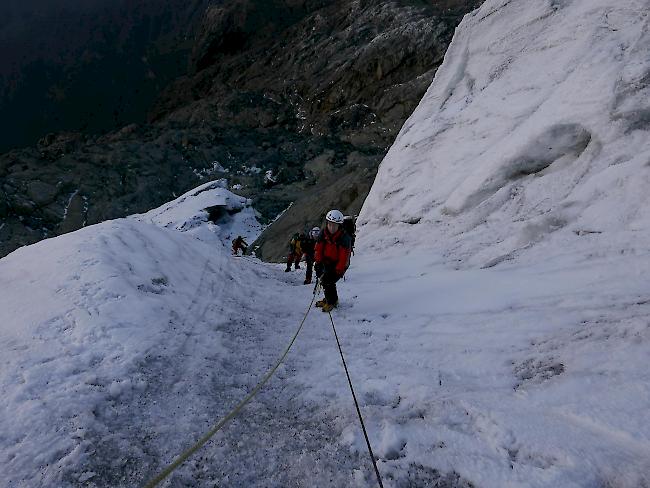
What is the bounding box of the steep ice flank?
[358,0,650,267]
[443,122,593,214]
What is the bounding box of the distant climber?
[314,210,351,312]
[300,227,320,285]
[285,232,302,271]
[231,235,248,256]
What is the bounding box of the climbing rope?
[143,283,318,488]
[326,310,385,488]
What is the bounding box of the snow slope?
[2,1,650,487]
[359,0,650,268]
[347,0,650,486]
[0,183,285,486]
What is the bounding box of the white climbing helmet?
[325,209,344,224]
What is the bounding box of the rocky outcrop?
[0,0,484,260]
[155,0,479,149]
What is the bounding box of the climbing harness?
[143,285,318,488]
[326,309,385,488]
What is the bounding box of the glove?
[314,262,324,278]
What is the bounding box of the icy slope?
[334,0,650,486]
[0,183,281,486]
[332,247,650,487]
[358,0,650,267]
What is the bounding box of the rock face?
[0,0,484,260]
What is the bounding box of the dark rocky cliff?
[0,0,210,152]
[0,0,484,260]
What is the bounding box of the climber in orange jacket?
[314,209,352,313]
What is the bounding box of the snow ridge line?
[143,285,319,488]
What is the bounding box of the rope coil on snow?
[143,286,318,488]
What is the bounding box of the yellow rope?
[143,289,317,487]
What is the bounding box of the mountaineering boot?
[321,302,337,313]
[295,265,301,270]
[284,267,291,272]
[315,299,327,308]
[304,278,312,285]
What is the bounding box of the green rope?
[143,289,317,488]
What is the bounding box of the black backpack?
[342,216,356,254]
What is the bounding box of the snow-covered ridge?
[140,179,262,247]
[359,0,650,267]
[0,182,265,485]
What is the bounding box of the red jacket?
[315,228,352,276]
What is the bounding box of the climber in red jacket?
[314,209,352,312]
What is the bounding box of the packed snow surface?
[2,0,650,487]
